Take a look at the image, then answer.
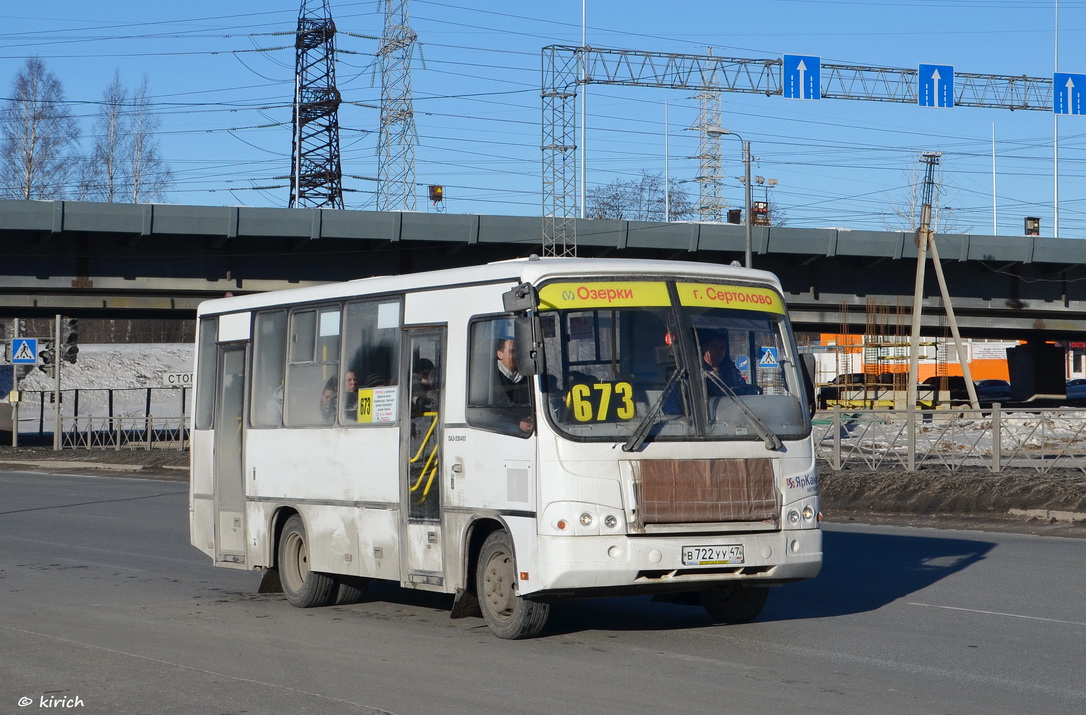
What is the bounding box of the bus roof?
[195,256,783,317]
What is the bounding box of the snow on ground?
[10,345,196,431]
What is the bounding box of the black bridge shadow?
[760,526,994,621]
[538,526,995,636]
[266,526,996,638]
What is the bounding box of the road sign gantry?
[542,44,1082,255]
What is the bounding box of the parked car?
[921,375,970,405]
[974,379,1012,404]
[818,373,870,409]
[1067,378,1086,404]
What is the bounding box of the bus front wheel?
[699,583,769,623]
[476,531,550,639]
[278,515,337,608]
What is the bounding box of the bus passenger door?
[214,344,247,563]
[401,328,446,586]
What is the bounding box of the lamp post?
[706,127,752,268]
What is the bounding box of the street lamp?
[706,126,752,268]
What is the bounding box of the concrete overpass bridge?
[2,199,1085,340]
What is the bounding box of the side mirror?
[513,315,543,376]
[502,282,538,313]
[801,353,816,418]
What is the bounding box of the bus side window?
[194,318,218,430]
[285,306,340,427]
[341,299,402,425]
[251,310,287,427]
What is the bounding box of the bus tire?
[699,583,769,623]
[335,575,370,605]
[278,515,337,608]
[476,530,549,639]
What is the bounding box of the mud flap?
[450,587,481,619]
[258,568,283,594]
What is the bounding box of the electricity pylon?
[289,0,344,209]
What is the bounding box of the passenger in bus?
[319,376,338,424]
[342,370,359,421]
[412,358,438,416]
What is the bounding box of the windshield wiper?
[622,366,686,453]
[705,370,783,451]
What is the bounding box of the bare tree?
[127,76,171,203]
[0,57,79,199]
[586,171,696,222]
[80,74,172,203]
[79,71,127,202]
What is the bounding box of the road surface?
[1,469,1084,714]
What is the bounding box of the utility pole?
[52,314,62,450]
[906,153,979,413]
[11,318,18,447]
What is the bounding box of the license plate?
[682,544,745,566]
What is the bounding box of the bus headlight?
[787,509,800,524]
[604,514,618,529]
[802,505,815,521]
[579,512,594,527]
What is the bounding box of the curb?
[0,459,146,472]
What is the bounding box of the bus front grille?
[633,458,778,526]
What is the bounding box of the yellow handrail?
[408,411,440,500]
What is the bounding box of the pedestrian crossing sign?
[11,338,38,364]
[758,346,779,368]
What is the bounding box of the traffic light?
[38,339,55,375]
[60,318,78,363]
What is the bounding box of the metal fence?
[815,405,1086,473]
[14,387,190,450]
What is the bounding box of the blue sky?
[1,1,1083,237]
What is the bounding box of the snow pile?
[16,344,195,391]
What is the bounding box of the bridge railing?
[815,405,1086,473]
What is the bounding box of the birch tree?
[0,57,79,199]
[127,76,171,203]
[80,73,172,203]
[79,71,127,202]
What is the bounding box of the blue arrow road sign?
[1054,72,1086,115]
[11,338,37,364]
[919,64,954,108]
[782,55,820,100]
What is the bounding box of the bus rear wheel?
[476,531,549,639]
[278,515,337,608]
[700,583,769,623]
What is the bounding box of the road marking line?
[908,602,1086,627]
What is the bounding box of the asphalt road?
[1,469,1084,715]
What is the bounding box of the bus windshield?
[537,278,810,445]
